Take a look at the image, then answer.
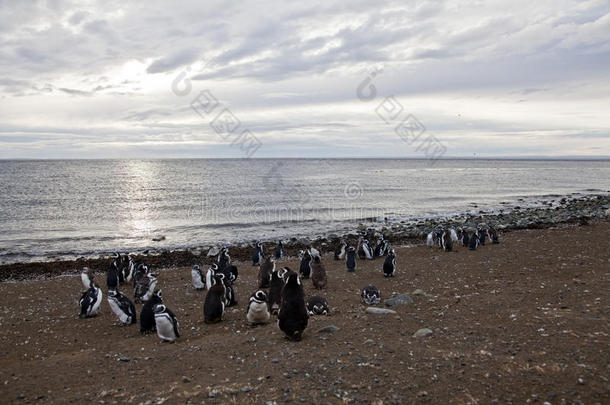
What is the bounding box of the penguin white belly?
[155,314,177,342]
[426,233,434,247]
[81,273,90,289]
[247,302,270,324]
[108,298,130,324]
[91,288,102,315]
[142,278,158,302]
[192,270,204,289]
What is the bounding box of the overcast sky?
[0,0,609,158]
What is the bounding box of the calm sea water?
[0,159,608,264]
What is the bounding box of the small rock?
[240,386,252,393]
[384,294,413,307]
[413,328,433,338]
[208,389,220,398]
[182,376,191,383]
[364,339,375,345]
[366,307,397,315]
[318,325,340,333]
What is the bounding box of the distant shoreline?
[1,156,609,161]
[1,193,607,282]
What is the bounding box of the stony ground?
[0,221,608,404]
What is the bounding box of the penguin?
[246,290,271,326]
[107,289,137,325]
[311,255,327,289]
[357,238,373,260]
[80,267,94,290]
[383,248,396,277]
[258,255,275,288]
[140,289,162,334]
[153,304,180,342]
[306,296,329,315]
[132,262,148,288]
[223,275,238,307]
[224,264,239,283]
[274,241,284,260]
[134,272,158,304]
[346,246,356,272]
[477,227,487,245]
[79,281,103,318]
[468,231,479,250]
[217,247,231,271]
[373,238,386,257]
[268,268,285,315]
[122,255,134,283]
[252,242,263,266]
[278,272,308,341]
[191,265,205,290]
[441,229,453,252]
[461,231,470,247]
[308,245,320,258]
[361,285,381,305]
[426,231,436,247]
[206,264,218,290]
[488,227,500,244]
[111,253,125,284]
[107,261,119,291]
[449,228,459,244]
[299,249,312,279]
[334,241,347,260]
[204,273,226,323]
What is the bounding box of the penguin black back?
[299,250,312,279]
[383,248,396,277]
[140,289,163,334]
[268,267,287,315]
[258,255,274,288]
[204,274,226,323]
[346,246,356,272]
[278,272,308,341]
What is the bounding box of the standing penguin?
[191,265,205,290]
[441,229,453,252]
[468,231,479,250]
[246,290,271,326]
[477,227,487,245]
[217,247,231,271]
[334,241,347,260]
[311,255,327,289]
[346,246,357,272]
[461,230,470,247]
[107,261,119,291]
[383,248,396,277]
[107,289,137,325]
[132,262,148,288]
[79,281,103,318]
[278,272,308,341]
[488,227,500,244]
[204,273,226,323]
[449,228,459,244]
[252,242,263,266]
[268,267,287,315]
[373,238,386,257]
[224,264,239,283]
[223,275,238,307]
[134,272,158,304]
[426,231,436,247]
[361,285,381,305]
[80,267,95,290]
[206,264,218,290]
[111,253,125,284]
[274,241,284,260]
[299,249,312,279]
[306,296,329,315]
[358,239,373,260]
[258,255,275,288]
[140,289,162,334]
[153,304,180,342]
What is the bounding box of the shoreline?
[0,193,608,282]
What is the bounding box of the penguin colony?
[77,228,499,342]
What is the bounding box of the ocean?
[0,159,608,264]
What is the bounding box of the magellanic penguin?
[153,304,180,342]
[308,245,320,258]
[134,271,158,304]
[252,242,263,266]
[441,229,453,252]
[204,273,226,323]
[278,272,308,341]
[107,261,120,291]
[217,247,231,271]
[223,274,238,307]
[383,248,396,277]
[299,249,312,279]
[426,231,436,247]
[449,228,459,244]
[111,252,125,284]
[246,290,270,326]
[131,261,148,288]
[206,264,218,290]
[306,296,329,315]
[373,237,387,257]
[79,281,103,318]
[258,255,275,288]
[361,285,381,305]
[80,267,95,290]
[461,230,470,247]
[468,231,479,250]
[334,241,347,260]
[274,241,284,260]
[477,227,487,245]
[268,267,287,315]
[345,246,356,272]
[140,289,162,334]
[191,265,205,290]
[488,227,500,244]
[311,255,327,289]
[107,289,137,325]
[357,238,373,260]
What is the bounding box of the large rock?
[366,307,397,315]
[384,294,413,307]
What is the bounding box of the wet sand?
[0,220,608,404]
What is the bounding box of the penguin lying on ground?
[361,285,381,305]
[306,296,329,315]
